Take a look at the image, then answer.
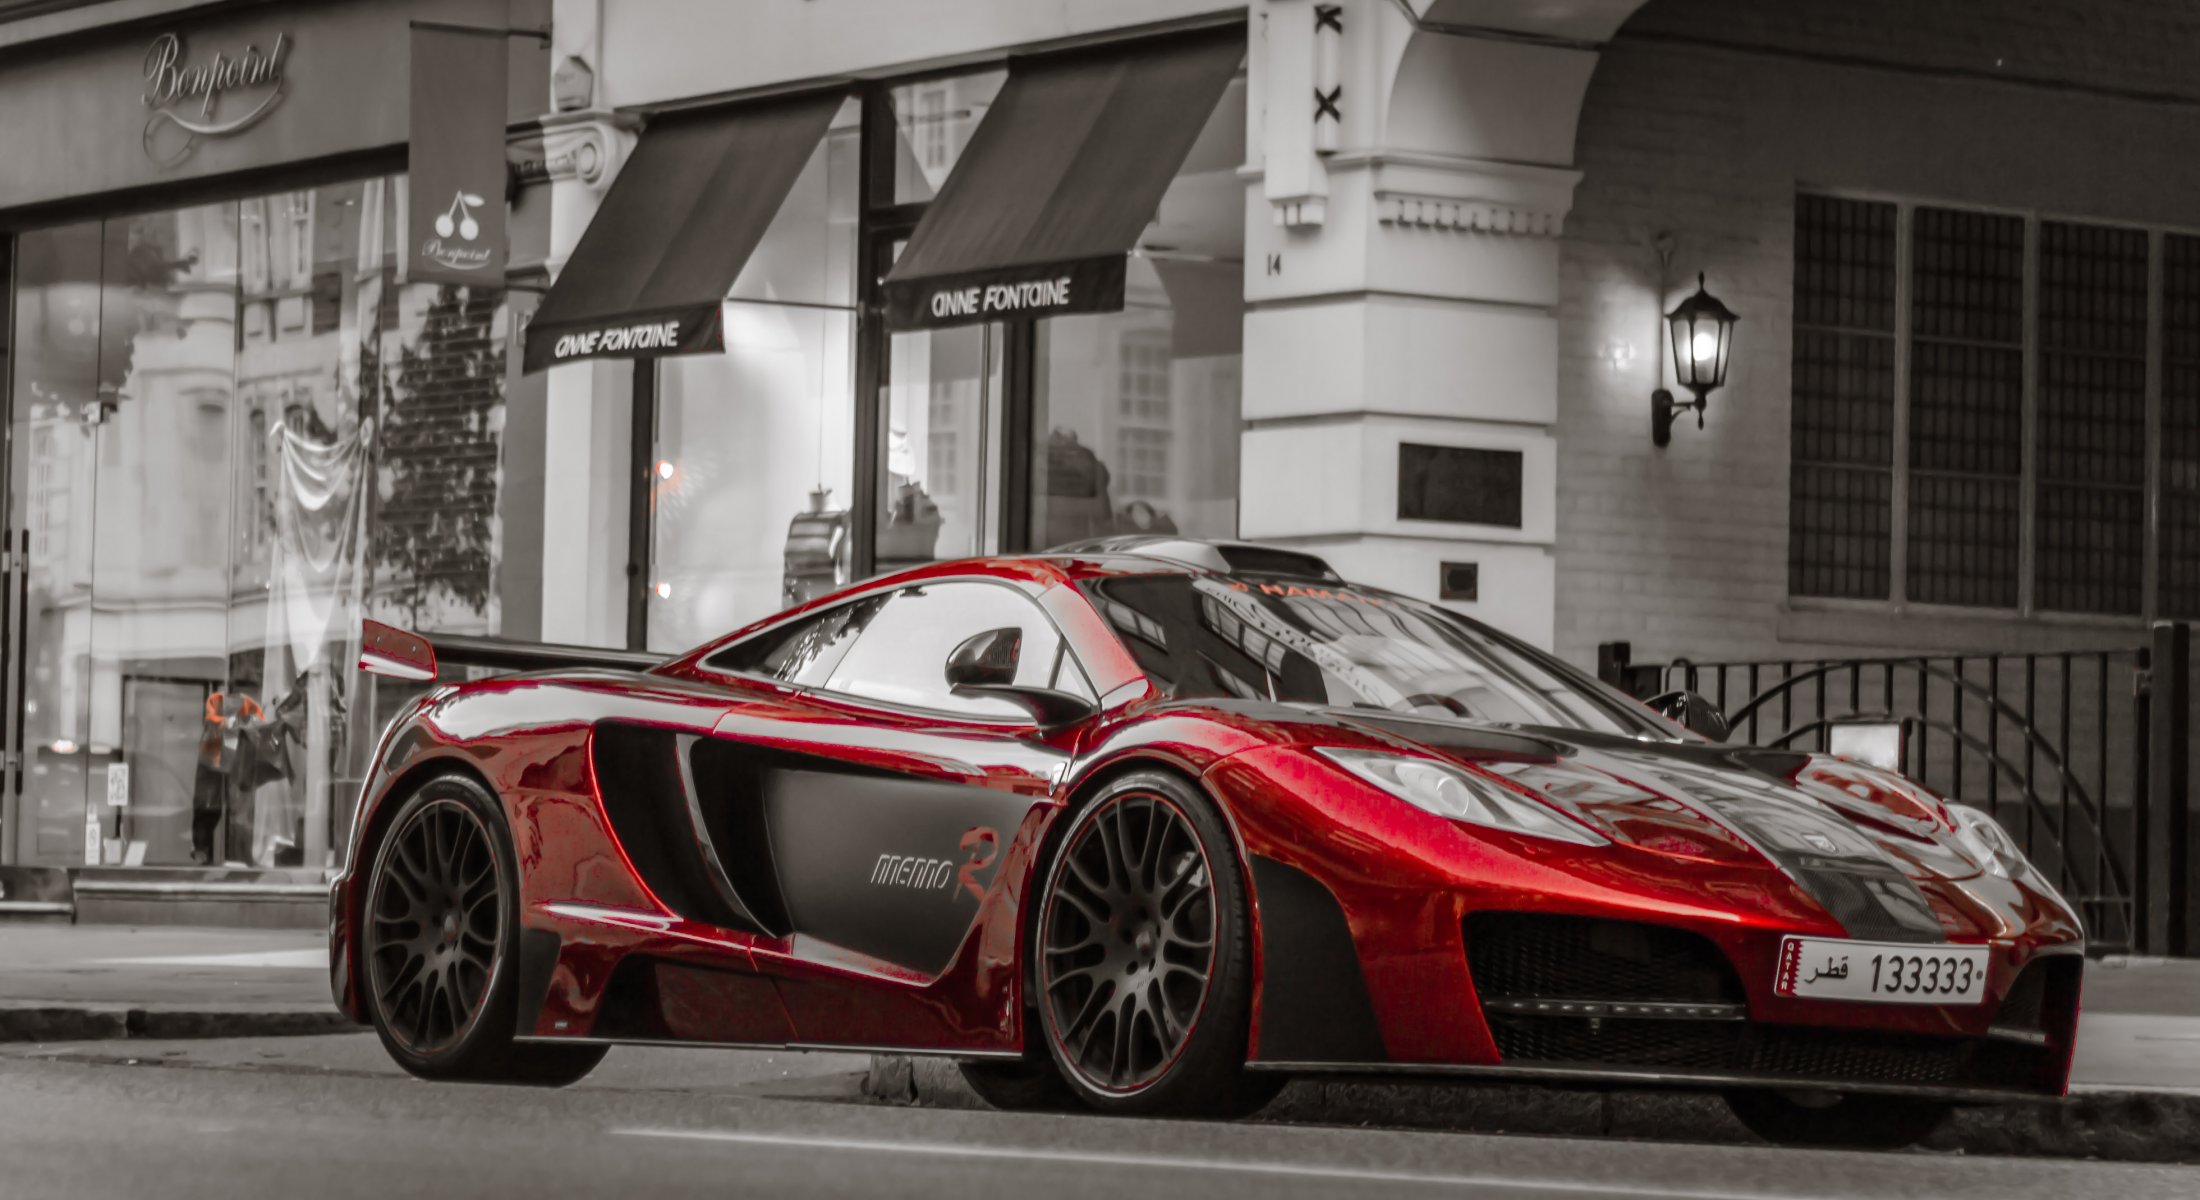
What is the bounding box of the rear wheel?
[1724,1088,1952,1150]
[1034,769,1261,1116]
[362,773,606,1087]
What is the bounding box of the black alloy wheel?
[363,773,605,1086]
[1035,769,1272,1114]
[369,795,501,1055]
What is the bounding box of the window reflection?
[650,101,860,653]
[889,72,1006,205]
[880,320,1002,572]
[1030,76,1245,549]
[5,177,521,872]
[823,582,1060,718]
[1082,574,1667,737]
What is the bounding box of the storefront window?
[1029,75,1245,548]
[648,100,861,653]
[869,62,1245,571]
[879,322,1003,573]
[4,176,526,871]
[889,72,1005,205]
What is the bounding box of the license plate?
[1775,937,1990,1005]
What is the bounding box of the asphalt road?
[2,1034,2196,1200]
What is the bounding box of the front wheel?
[1724,1088,1952,1150]
[362,772,606,1087]
[956,1055,1080,1112]
[1034,769,1261,1116]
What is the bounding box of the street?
[4,3,2200,1199]
[2,1033,2196,1200]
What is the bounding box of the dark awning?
[521,92,841,373]
[881,28,1242,331]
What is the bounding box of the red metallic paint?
[333,552,2084,1097]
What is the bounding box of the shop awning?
[521,92,841,373]
[881,28,1243,331]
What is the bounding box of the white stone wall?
[582,0,1241,109]
[1554,0,2200,669]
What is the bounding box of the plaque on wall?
[1397,444,1523,528]
[1438,561,1479,601]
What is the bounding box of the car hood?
[1319,710,2055,944]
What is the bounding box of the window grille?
[1117,427,1170,498]
[2164,236,2200,618]
[1116,331,1171,421]
[1790,194,2185,619]
[2036,221,2147,614]
[1789,194,1896,599]
[1907,207,2024,609]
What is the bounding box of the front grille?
[1465,912,1744,1005]
[1468,912,2069,1094]
[1486,1018,2020,1088]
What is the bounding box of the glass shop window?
[889,72,1007,205]
[648,99,862,653]
[1029,74,1246,549]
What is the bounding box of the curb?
[861,1054,2200,1164]
[0,1003,359,1044]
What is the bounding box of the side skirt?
[511,1034,1021,1061]
[1242,1059,2059,1104]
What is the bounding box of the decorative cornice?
[1242,151,1583,239]
[1378,193,1565,236]
[1359,152,1582,240]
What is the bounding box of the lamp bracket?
[1651,388,1707,448]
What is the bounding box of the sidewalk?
[2065,956,2200,1094]
[0,924,349,1042]
[3,924,2198,1094]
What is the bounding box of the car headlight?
[1947,803,2027,878]
[1316,748,1604,846]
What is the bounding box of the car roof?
[1038,536,1344,583]
[658,539,1350,675]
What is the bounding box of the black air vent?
[1466,912,1744,1005]
[590,723,753,931]
[685,738,793,936]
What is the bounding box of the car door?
[694,579,1094,1049]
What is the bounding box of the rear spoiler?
[360,620,668,682]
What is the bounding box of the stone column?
[1239,0,1642,650]
[531,108,639,647]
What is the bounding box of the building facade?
[0,0,553,916]
[0,0,2192,923]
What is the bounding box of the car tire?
[1723,1088,1953,1150]
[1033,768,1256,1116]
[361,772,607,1088]
[956,1055,1081,1112]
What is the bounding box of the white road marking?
[612,1127,1836,1199]
[83,950,326,969]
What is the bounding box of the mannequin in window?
[192,687,263,865]
[1042,428,1116,547]
[876,478,943,566]
[1120,499,1178,536]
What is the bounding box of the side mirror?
[1647,689,1730,742]
[945,626,1021,689]
[945,627,1097,727]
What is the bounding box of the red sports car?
[330,538,2082,1148]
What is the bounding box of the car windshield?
[1080,574,1672,738]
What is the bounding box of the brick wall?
[1622,0,2200,105]
[1554,0,2200,670]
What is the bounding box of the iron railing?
[1600,623,2195,957]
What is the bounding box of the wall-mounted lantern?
[1653,273,1738,447]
